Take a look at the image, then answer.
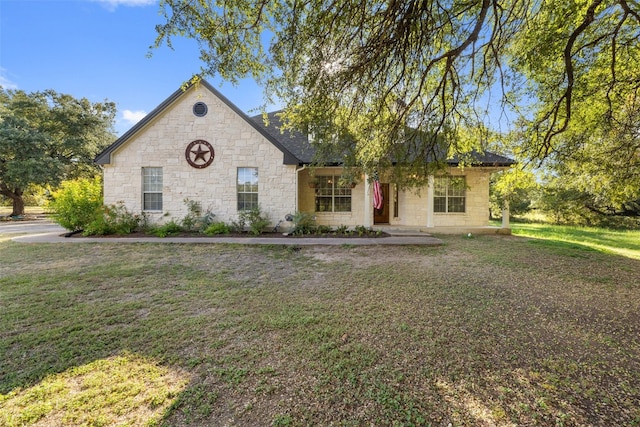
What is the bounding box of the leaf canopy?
[0,88,116,215]
[154,0,640,187]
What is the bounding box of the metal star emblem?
[185,140,215,169]
[191,144,210,163]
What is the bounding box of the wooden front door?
[374,183,390,224]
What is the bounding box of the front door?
[374,183,390,224]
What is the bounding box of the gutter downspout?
[295,164,307,213]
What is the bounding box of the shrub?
[335,224,350,235]
[83,202,146,236]
[354,225,374,236]
[239,206,270,235]
[230,206,270,235]
[289,211,317,235]
[203,222,231,235]
[48,177,103,231]
[181,198,216,232]
[150,220,183,237]
[316,225,332,234]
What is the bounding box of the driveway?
[0,219,65,235]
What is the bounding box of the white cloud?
[0,68,18,90]
[93,0,156,11]
[122,109,147,125]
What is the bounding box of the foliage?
[288,211,317,235]
[334,224,349,235]
[316,225,332,234]
[83,202,147,236]
[154,0,640,180]
[48,177,103,232]
[180,198,216,232]
[229,206,270,235]
[150,220,183,237]
[203,222,231,235]
[354,225,379,237]
[0,88,115,216]
[489,166,539,218]
[237,206,270,235]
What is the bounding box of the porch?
[373,225,512,236]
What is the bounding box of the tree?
[154,0,640,178]
[0,88,115,216]
[490,165,539,218]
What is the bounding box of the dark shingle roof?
[249,111,515,167]
[249,110,317,163]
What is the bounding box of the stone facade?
[102,85,297,226]
[296,167,493,228]
[99,81,508,231]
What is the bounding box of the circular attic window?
[193,102,208,117]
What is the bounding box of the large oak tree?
[154,0,640,177]
[0,89,116,216]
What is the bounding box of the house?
[95,80,515,234]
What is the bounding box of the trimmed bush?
[48,177,103,231]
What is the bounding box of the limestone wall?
[102,85,297,226]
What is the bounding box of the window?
[193,102,208,117]
[142,167,163,211]
[434,176,466,213]
[237,167,258,211]
[315,175,352,212]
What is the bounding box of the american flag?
[373,179,383,210]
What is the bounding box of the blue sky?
[0,0,272,135]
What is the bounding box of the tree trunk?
[12,195,25,217]
[0,184,25,216]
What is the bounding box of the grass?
[509,222,640,260]
[1,229,639,426]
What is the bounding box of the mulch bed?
[65,230,391,239]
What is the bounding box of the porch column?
[502,199,510,229]
[426,175,434,228]
[363,174,372,227]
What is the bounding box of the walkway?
[1,220,443,246]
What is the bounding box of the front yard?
[0,232,639,426]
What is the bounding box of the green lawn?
[1,232,639,426]
[510,222,640,260]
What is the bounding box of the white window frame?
[434,176,466,213]
[237,167,259,211]
[142,167,163,211]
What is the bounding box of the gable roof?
[95,79,514,168]
[94,80,300,165]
